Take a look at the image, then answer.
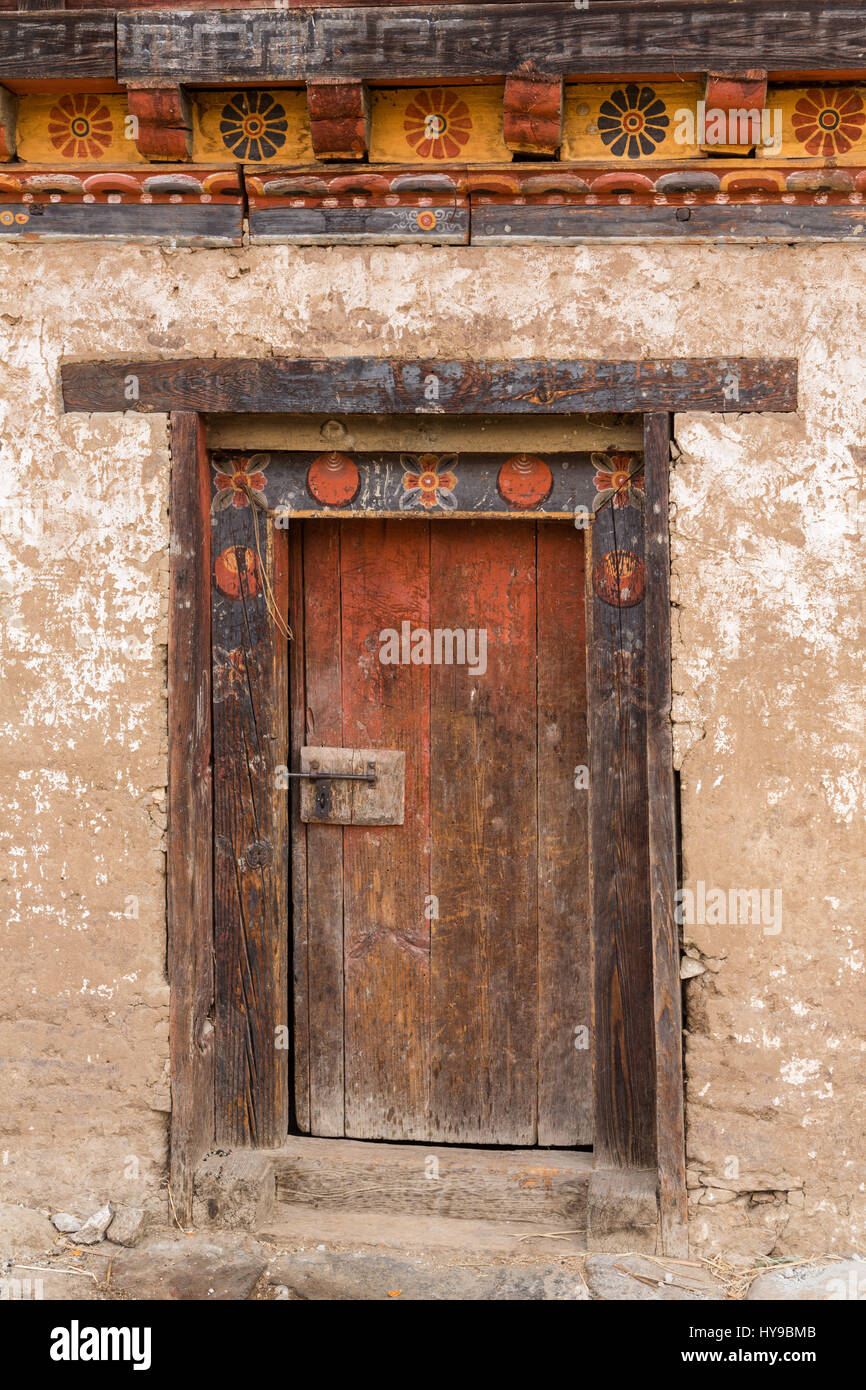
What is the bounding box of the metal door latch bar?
[298,747,404,825]
[283,760,377,783]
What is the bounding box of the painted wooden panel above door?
[208,449,639,522]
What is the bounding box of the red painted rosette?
[307,452,361,507]
[497,454,553,510]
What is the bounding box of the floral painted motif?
[791,88,866,157]
[400,454,458,509]
[212,454,270,511]
[220,92,289,161]
[591,452,645,512]
[597,84,670,158]
[593,550,646,609]
[48,95,114,160]
[403,90,473,160]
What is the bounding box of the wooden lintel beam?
[504,67,563,157]
[114,3,866,84]
[60,357,798,416]
[306,79,369,161]
[0,13,116,81]
[127,85,192,162]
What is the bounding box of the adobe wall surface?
[0,241,862,1257]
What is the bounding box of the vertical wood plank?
[212,502,288,1146]
[341,519,431,1140]
[168,412,213,1223]
[644,412,688,1254]
[537,523,592,1146]
[287,524,310,1133]
[587,497,657,1169]
[302,521,346,1135]
[429,521,538,1144]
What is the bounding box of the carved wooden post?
[644,412,688,1256]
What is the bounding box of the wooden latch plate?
[299,746,405,825]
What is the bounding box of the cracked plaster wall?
[0,242,862,1256]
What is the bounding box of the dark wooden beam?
[115,3,866,84]
[61,356,797,416]
[0,13,116,80]
[167,412,214,1225]
[471,202,866,244]
[212,501,289,1147]
[587,495,656,1170]
[643,412,688,1256]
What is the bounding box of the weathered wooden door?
[291,518,590,1147]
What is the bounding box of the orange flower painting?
[791,88,866,157]
[403,89,473,160]
[400,454,458,509]
[48,95,114,160]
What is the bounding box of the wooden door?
[291,518,590,1147]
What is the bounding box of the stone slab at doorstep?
[110,1232,268,1301]
[584,1255,723,1301]
[258,1206,586,1258]
[747,1259,866,1301]
[263,1248,589,1301]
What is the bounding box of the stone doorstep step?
[257,1208,588,1300]
[259,1205,587,1259]
[270,1136,593,1224]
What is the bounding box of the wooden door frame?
[61,355,798,1252]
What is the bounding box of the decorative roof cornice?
[0,3,864,86]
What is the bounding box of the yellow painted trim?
[370,86,511,164]
[562,82,702,162]
[17,93,143,166]
[192,89,312,164]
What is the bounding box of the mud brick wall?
[0,243,863,1257]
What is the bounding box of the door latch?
[284,759,377,820]
[296,747,405,825]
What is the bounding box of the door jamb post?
[167,410,214,1225]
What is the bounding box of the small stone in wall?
[700,1188,738,1205]
[73,1204,113,1246]
[51,1213,81,1234]
[681,957,706,979]
[107,1206,149,1249]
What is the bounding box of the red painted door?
[290,519,590,1146]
